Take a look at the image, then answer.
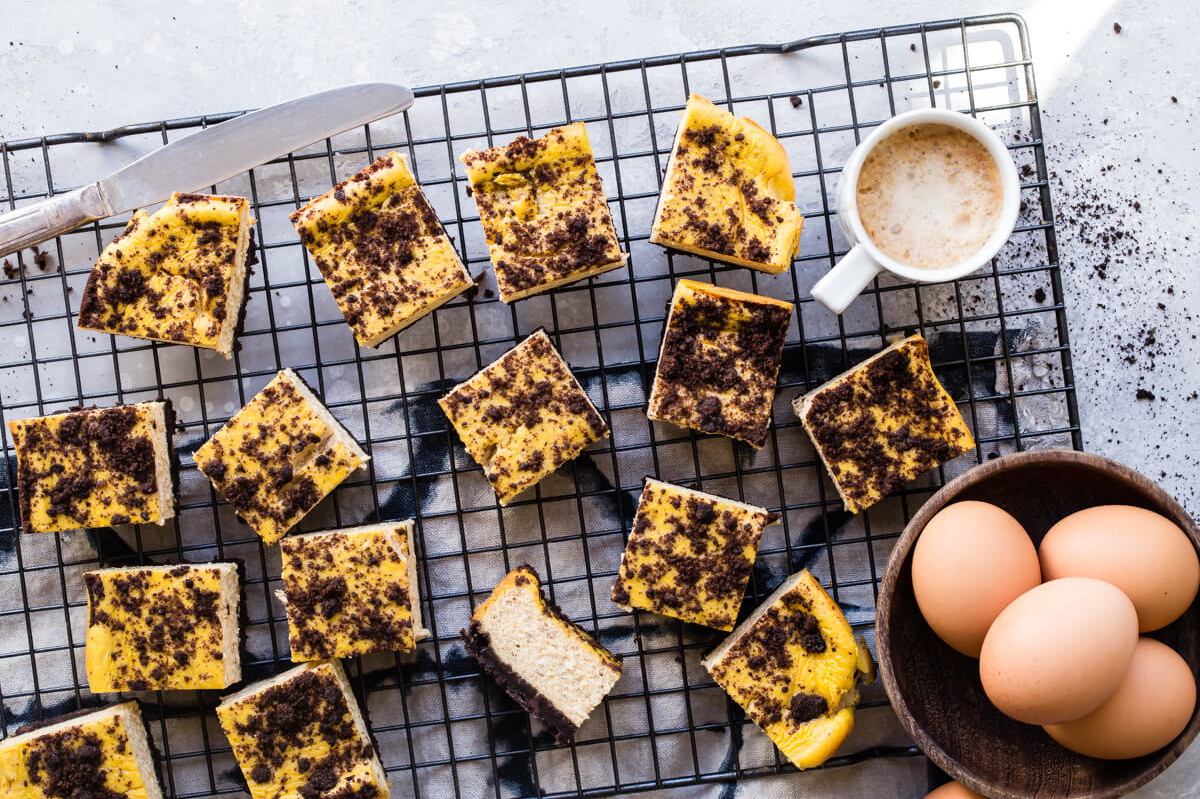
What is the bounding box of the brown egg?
[912,501,1041,657]
[924,780,986,798]
[980,577,1139,725]
[1044,637,1196,759]
[1040,505,1199,632]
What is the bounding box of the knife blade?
[0,82,415,259]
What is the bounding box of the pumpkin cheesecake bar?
[195,368,369,544]
[650,94,802,274]
[611,478,778,631]
[647,279,792,447]
[794,334,974,514]
[460,122,625,302]
[0,701,162,799]
[8,400,175,534]
[78,193,254,358]
[279,521,429,661]
[291,152,473,348]
[438,329,609,505]
[702,570,875,770]
[463,566,622,745]
[217,659,388,799]
[84,563,241,692]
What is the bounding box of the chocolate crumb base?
[162,396,179,511]
[232,244,254,351]
[12,703,111,736]
[231,557,250,675]
[461,619,579,746]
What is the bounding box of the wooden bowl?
[876,450,1200,799]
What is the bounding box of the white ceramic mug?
[810,108,1021,315]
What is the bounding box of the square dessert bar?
[463,566,622,745]
[650,94,803,274]
[78,192,254,359]
[611,478,778,631]
[217,659,388,799]
[195,368,369,544]
[647,279,792,447]
[439,329,609,505]
[8,400,175,534]
[0,701,162,799]
[291,151,473,348]
[460,122,625,302]
[84,563,241,692]
[794,334,975,513]
[280,521,429,661]
[702,570,874,770]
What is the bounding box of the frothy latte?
[855,123,1003,270]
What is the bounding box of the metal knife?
[0,82,415,258]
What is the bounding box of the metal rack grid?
[0,12,1080,799]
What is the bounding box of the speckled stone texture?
[2,1,1196,796]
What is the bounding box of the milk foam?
[855,123,1003,270]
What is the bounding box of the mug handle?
[810,244,883,314]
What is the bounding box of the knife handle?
[0,184,112,259]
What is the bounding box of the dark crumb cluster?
[23,727,125,799]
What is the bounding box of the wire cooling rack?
[0,12,1080,799]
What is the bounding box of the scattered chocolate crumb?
[1034,288,1046,303]
[789,692,829,724]
[1136,388,1156,401]
[32,246,53,271]
[1113,21,1122,34]
[789,94,803,108]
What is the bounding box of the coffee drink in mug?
[810,108,1019,316]
[856,123,1004,270]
